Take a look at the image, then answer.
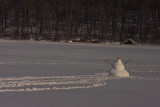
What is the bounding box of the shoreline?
[0,39,160,49]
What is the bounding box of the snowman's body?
[109,58,129,78]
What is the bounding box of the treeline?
[0,0,160,43]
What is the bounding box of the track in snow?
[0,72,107,92]
[1,71,160,92]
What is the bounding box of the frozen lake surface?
[0,40,160,107]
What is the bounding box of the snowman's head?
[117,57,122,64]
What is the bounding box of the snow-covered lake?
[0,40,160,107]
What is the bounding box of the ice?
[109,57,130,78]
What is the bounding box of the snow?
[109,57,130,77]
[0,40,160,107]
[0,72,107,92]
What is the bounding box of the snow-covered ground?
[0,40,160,107]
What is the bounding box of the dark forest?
[0,0,160,44]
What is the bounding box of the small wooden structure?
[123,39,135,44]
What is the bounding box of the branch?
[124,59,131,65]
[104,59,114,66]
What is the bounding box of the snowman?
[109,57,130,78]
